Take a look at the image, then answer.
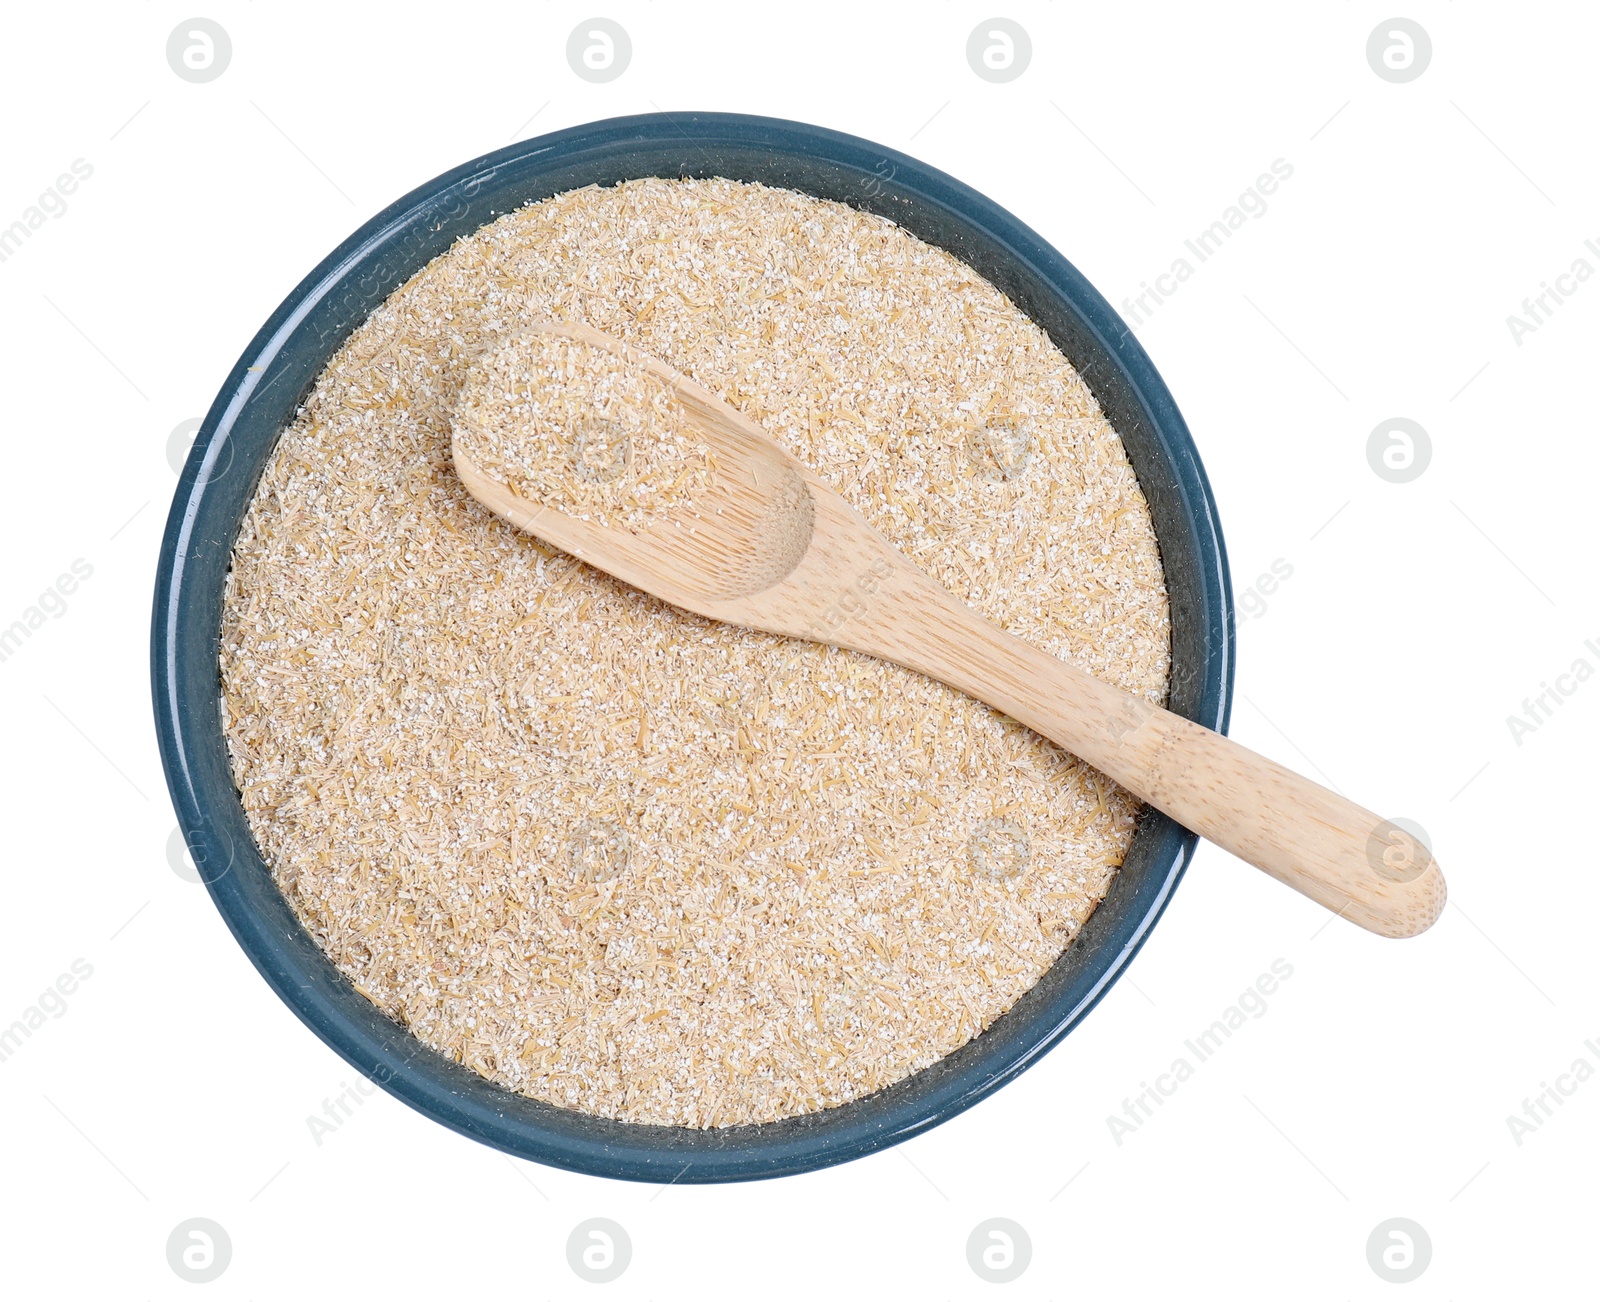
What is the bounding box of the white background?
[1,2,1595,1297]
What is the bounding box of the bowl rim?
[152,110,1235,1183]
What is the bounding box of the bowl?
[152,111,1234,1183]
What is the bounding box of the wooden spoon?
[454,322,1445,938]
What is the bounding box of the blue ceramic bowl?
[152,112,1234,1182]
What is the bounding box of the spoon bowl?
[454,323,817,607]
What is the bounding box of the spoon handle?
[879,589,1445,938]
